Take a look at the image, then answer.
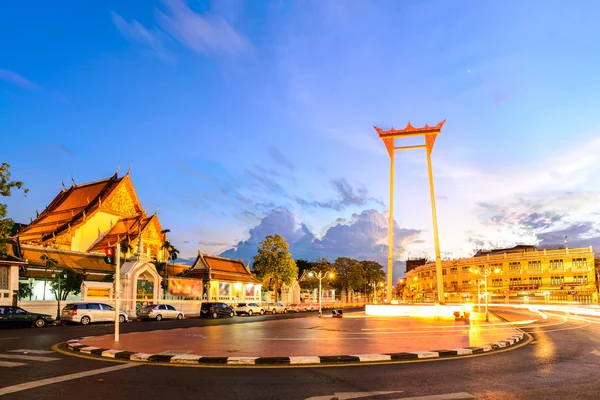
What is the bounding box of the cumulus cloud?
[155,0,251,55]
[0,69,39,91]
[219,207,421,281]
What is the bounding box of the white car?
[235,302,266,316]
[61,302,128,325]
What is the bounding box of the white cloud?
[0,69,39,91]
[155,0,251,55]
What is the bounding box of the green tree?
[101,273,114,283]
[296,259,314,277]
[302,257,334,291]
[253,234,298,299]
[50,267,84,300]
[0,163,28,255]
[40,254,58,301]
[18,282,33,300]
[331,257,363,293]
[361,260,386,299]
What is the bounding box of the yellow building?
[405,246,597,305]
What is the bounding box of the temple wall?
[71,211,118,252]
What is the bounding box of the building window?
[0,267,8,290]
[462,266,469,273]
[574,275,589,285]
[572,258,588,268]
[509,278,522,287]
[529,276,542,286]
[491,263,503,272]
[450,281,458,288]
[491,278,503,287]
[528,260,541,270]
[442,269,447,276]
[551,276,564,286]
[462,280,471,288]
[509,262,521,271]
[450,267,457,274]
[549,259,564,269]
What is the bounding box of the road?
[2,307,600,399]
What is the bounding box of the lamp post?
[53,271,67,321]
[469,267,501,322]
[308,271,334,317]
[28,278,34,301]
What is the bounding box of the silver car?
[61,302,128,325]
[137,304,185,321]
[267,302,287,314]
[235,302,265,316]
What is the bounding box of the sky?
[2,0,600,281]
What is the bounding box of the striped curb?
[64,331,525,366]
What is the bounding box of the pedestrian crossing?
[0,349,60,368]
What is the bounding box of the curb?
[65,331,525,366]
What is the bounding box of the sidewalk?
[66,311,525,365]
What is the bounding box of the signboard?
[87,288,110,298]
[168,278,203,297]
[219,282,231,297]
[245,284,255,297]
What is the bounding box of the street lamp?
[469,267,501,322]
[28,277,34,301]
[53,271,68,321]
[308,271,334,317]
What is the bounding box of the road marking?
[0,361,26,368]
[590,350,600,356]
[400,393,474,399]
[305,391,403,400]
[8,349,55,354]
[0,354,60,362]
[0,363,138,396]
[0,337,19,341]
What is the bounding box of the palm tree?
[120,236,133,263]
[160,229,171,298]
[40,254,58,301]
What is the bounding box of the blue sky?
[2,1,600,280]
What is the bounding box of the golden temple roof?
[182,252,260,284]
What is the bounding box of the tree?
[40,254,58,301]
[331,257,363,294]
[50,267,84,300]
[0,163,28,255]
[18,282,33,300]
[120,236,133,263]
[101,273,114,283]
[361,260,386,299]
[296,259,314,277]
[253,234,298,299]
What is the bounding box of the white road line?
[0,354,60,362]
[0,361,26,368]
[399,392,474,400]
[0,338,19,341]
[8,349,55,354]
[0,363,138,396]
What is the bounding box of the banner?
[219,282,231,297]
[87,288,110,298]
[168,278,203,297]
[245,284,255,297]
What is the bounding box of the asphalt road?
[2,307,600,399]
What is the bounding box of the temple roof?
[181,252,260,284]
[21,244,114,273]
[0,237,27,266]
[18,173,143,245]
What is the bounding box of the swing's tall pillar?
[375,120,446,305]
[386,150,395,303]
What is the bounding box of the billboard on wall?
[168,278,203,297]
[219,282,231,297]
[245,284,255,297]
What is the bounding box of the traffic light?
[103,247,116,265]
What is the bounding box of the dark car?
[200,302,235,319]
[0,306,54,328]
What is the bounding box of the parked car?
[267,302,287,314]
[61,302,128,325]
[200,302,235,318]
[306,303,319,311]
[0,306,54,328]
[235,302,265,316]
[288,303,307,312]
[137,304,184,321]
